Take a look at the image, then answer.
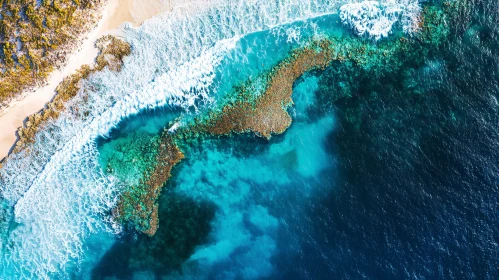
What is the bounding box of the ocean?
[0,0,498,279]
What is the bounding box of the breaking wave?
[340,0,421,40]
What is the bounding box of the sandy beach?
[0,0,172,160]
[106,0,175,30]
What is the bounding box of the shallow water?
[1,0,499,279]
[91,71,337,279]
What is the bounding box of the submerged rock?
[188,40,335,139]
[113,132,184,236]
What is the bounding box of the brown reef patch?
[194,39,335,139]
[113,132,184,236]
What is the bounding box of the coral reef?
[10,35,131,155]
[189,40,335,139]
[113,132,184,236]
[181,2,446,140]
[1,1,453,243]
[112,3,451,237]
[101,132,162,185]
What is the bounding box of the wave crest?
[340,0,421,40]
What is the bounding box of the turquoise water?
[92,72,337,279]
[2,0,499,278]
[70,11,344,279]
[94,13,345,191]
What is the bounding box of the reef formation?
[183,3,447,139]
[113,40,337,234]
[112,2,452,236]
[190,40,335,139]
[113,132,184,236]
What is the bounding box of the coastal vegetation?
[11,35,131,154]
[0,0,102,106]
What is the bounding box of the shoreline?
[0,0,171,161]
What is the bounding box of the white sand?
[106,0,175,30]
[0,0,172,160]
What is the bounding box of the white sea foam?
[0,0,357,278]
[340,0,421,40]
